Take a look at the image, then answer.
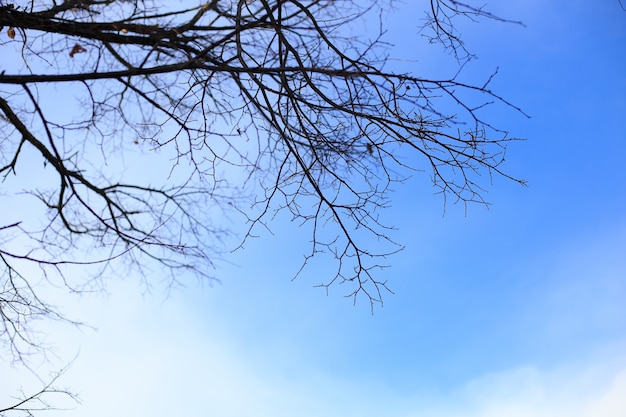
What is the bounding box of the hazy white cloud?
[4,274,624,417]
[403,359,626,417]
[0,278,393,417]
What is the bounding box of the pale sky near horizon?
[1,1,626,416]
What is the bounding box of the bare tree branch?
[0,0,527,374]
[0,366,79,416]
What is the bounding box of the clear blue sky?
[2,1,625,416]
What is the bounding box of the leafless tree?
[1,0,527,386]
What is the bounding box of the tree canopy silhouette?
[0,0,532,413]
[0,0,527,381]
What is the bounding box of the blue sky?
[2,0,626,416]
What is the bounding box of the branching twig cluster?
[0,0,526,368]
[0,367,79,416]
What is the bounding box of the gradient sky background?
[2,0,626,416]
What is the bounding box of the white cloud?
[0,279,395,417]
[5,278,624,417]
[582,369,626,417]
[403,357,626,417]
